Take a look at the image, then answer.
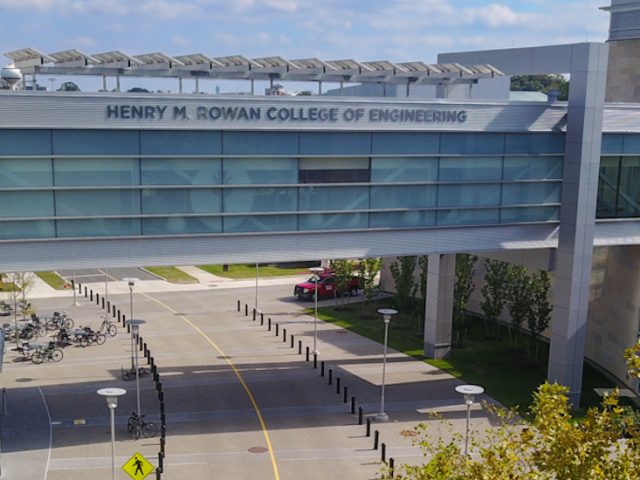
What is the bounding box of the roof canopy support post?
[318,81,322,95]
[195,77,199,94]
[116,75,120,92]
[102,75,107,92]
[178,77,183,94]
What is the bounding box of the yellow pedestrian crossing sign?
[122,452,155,480]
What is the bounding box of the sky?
[0,0,612,92]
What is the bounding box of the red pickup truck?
[294,270,361,300]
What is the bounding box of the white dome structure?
[1,63,22,90]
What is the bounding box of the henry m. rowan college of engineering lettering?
[106,104,468,124]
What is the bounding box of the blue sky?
[0,0,610,92]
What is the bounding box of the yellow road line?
[138,291,281,480]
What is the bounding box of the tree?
[360,258,381,317]
[389,256,417,312]
[386,381,640,480]
[452,254,477,347]
[527,270,552,364]
[415,256,429,336]
[506,264,531,349]
[511,74,569,100]
[480,259,509,338]
[330,259,356,307]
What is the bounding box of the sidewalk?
[19,268,309,299]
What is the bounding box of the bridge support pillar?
[424,253,455,359]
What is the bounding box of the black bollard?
[343,386,348,404]
[159,391,164,402]
[298,340,302,354]
[358,406,363,425]
[366,418,371,437]
[351,396,356,414]
[283,328,287,342]
[313,353,317,369]
[253,308,256,321]
[336,377,341,394]
[381,443,386,463]
[237,299,240,312]
[150,356,154,369]
[139,337,143,351]
[245,304,248,316]
[127,323,130,334]
[260,312,264,324]
[84,286,87,297]
[90,290,93,301]
[144,343,148,356]
[320,361,325,377]
[118,310,121,322]
[268,318,271,331]
[305,346,309,362]
[96,292,99,305]
[389,458,395,478]
[328,368,333,385]
[113,305,116,318]
[374,430,379,450]
[275,323,279,336]
[102,297,105,309]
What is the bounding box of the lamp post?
[125,319,145,418]
[97,387,126,480]
[376,308,397,422]
[72,269,79,306]
[122,278,139,371]
[309,267,325,355]
[455,384,484,456]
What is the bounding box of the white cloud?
[0,0,56,7]
[172,35,191,47]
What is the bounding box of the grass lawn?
[313,299,620,415]
[198,263,313,279]
[144,266,198,284]
[0,282,18,291]
[35,271,68,290]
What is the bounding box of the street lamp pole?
[72,269,79,306]
[123,278,139,371]
[126,319,146,417]
[376,308,397,422]
[97,387,126,480]
[255,263,259,311]
[309,267,324,355]
[455,384,484,456]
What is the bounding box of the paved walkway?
[1,276,496,479]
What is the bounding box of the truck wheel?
[350,286,359,297]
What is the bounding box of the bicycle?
[98,316,117,337]
[46,311,74,331]
[31,342,64,364]
[127,411,158,440]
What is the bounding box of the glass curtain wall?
[0,130,566,240]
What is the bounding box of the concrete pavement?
[1,274,497,479]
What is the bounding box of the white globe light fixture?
[376,308,398,422]
[455,384,484,456]
[97,387,127,480]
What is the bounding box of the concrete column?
[547,43,609,406]
[424,254,455,359]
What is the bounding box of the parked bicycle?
[73,326,106,347]
[31,342,63,364]
[127,411,158,440]
[98,316,117,337]
[46,311,74,331]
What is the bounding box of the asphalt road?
[57,267,160,284]
[1,281,494,480]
